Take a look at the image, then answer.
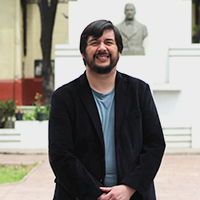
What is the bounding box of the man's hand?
[97,185,136,200]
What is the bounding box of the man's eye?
[91,42,99,46]
[105,41,114,45]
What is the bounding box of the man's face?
[82,29,120,74]
[125,4,135,20]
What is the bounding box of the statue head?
[124,3,136,21]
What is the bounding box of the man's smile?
[95,53,110,61]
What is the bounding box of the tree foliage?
[0,99,16,128]
[192,0,200,43]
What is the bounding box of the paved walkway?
[0,151,200,200]
[0,154,54,200]
[155,154,200,200]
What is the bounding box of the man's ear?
[82,53,85,59]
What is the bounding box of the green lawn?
[0,163,38,184]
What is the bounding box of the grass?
[0,162,38,184]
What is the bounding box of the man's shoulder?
[116,72,151,100]
[118,71,146,84]
[117,71,148,90]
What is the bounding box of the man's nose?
[97,42,107,51]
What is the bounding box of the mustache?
[94,53,111,57]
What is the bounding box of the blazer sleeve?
[120,84,165,198]
[48,90,103,200]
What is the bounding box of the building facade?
[0,0,199,106]
[0,0,69,105]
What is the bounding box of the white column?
[14,0,22,79]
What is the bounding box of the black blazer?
[49,71,165,200]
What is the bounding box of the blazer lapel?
[115,72,128,138]
[77,73,105,150]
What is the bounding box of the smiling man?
[49,20,165,200]
[83,29,119,75]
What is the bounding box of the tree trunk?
[38,0,58,105]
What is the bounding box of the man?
[116,3,148,55]
[49,20,165,200]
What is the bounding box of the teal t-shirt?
[92,88,117,187]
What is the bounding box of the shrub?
[0,99,16,128]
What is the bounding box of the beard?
[92,63,114,74]
[84,52,119,74]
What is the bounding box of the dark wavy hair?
[80,20,123,66]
